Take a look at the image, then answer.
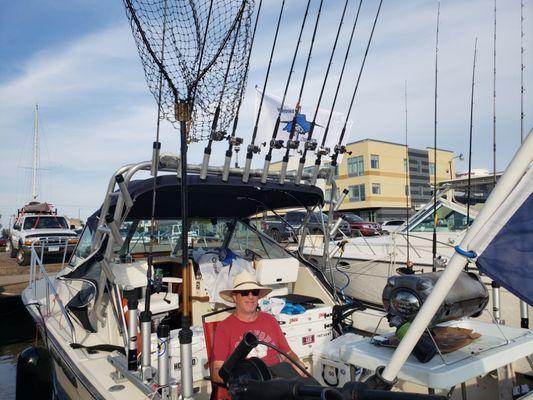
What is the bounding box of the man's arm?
[211,360,225,384]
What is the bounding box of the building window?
[429,162,435,176]
[349,184,366,202]
[404,158,408,172]
[405,185,409,195]
[370,154,380,169]
[372,183,381,195]
[347,156,364,177]
[324,188,340,202]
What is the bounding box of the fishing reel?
[221,333,446,400]
[211,130,227,141]
[286,139,300,149]
[304,140,318,151]
[228,136,244,146]
[316,146,330,156]
[334,144,352,155]
[270,139,285,149]
[248,144,262,154]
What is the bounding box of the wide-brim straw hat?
[219,270,272,303]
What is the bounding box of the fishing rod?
[222,0,264,182]
[313,0,365,185]
[243,0,286,183]
[278,0,325,185]
[492,0,497,186]
[294,0,351,185]
[466,38,477,227]
[519,0,528,330]
[404,80,411,267]
[431,1,440,272]
[260,0,313,184]
[200,1,247,180]
[322,0,383,186]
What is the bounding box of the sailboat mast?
[31,104,39,201]
[520,0,525,142]
[404,81,410,265]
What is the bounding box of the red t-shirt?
[213,311,291,365]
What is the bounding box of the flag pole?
[379,129,533,384]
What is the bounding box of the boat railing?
[29,239,77,343]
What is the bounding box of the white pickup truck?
[8,214,79,265]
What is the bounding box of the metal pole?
[157,323,171,399]
[127,299,139,371]
[32,104,39,201]
[432,2,440,272]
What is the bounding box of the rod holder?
[260,158,270,184]
[520,300,529,329]
[105,215,124,247]
[329,217,344,238]
[222,152,232,182]
[140,311,153,381]
[279,159,288,185]
[157,323,170,398]
[295,159,305,185]
[491,281,501,323]
[310,164,320,185]
[127,299,139,371]
[200,149,211,180]
[243,155,252,183]
[151,141,161,177]
[115,174,133,208]
[179,328,194,400]
[333,188,349,212]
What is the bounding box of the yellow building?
[329,139,455,221]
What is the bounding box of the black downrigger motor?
[382,271,489,363]
[220,332,447,400]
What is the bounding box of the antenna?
[466,38,478,225]
[31,104,40,201]
[431,1,440,272]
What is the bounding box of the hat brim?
[219,283,272,304]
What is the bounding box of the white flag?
[253,89,354,164]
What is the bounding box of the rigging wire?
[404,80,411,266]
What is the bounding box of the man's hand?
[211,360,225,384]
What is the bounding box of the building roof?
[345,138,454,153]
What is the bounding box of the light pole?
[448,153,464,180]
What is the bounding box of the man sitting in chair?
[211,270,305,384]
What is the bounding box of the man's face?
[232,290,259,314]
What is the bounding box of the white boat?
[301,188,530,328]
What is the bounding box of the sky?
[0,0,531,228]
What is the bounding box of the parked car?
[333,212,382,236]
[285,211,351,239]
[259,217,294,242]
[380,219,406,233]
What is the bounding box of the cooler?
[311,333,367,387]
[276,305,333,358]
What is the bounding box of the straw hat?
[219,270,272,303]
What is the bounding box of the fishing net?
[124,0,254,141]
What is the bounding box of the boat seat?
[138,277,182,315]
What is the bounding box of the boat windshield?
[409,204,473,232]
[118,218,288,260]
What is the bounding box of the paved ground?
[0,251,63,296]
